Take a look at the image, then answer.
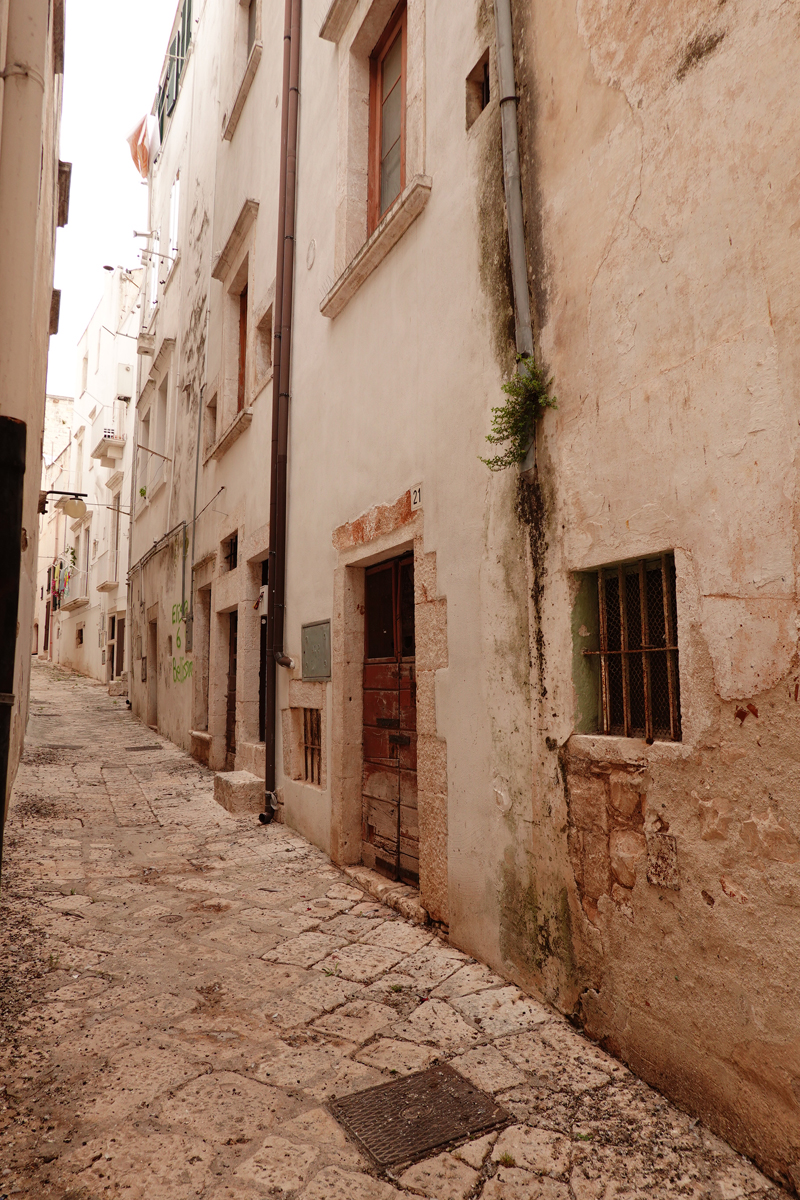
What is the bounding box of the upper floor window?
[156,0,193,140]
[368,4,406,234]
[223,532,239,572]
[238,284,248,413]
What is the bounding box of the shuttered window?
[157,0,193,138]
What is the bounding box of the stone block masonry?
[213,768,263,814]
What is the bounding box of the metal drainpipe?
[263,0,301,820]
[185,379,205,652]
[494,0,533,361]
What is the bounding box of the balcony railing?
[90,405,127,466]
[60,567,89,610]
[90,429,126,465]
[94,551,118,592]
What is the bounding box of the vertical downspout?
[494,0,533,360]
[185,379,205,651]
[264,0,301,816]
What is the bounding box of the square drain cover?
[329,1064,510,1169]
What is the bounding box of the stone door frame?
[330,490,449,924]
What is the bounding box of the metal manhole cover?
[328,1064,510,1169]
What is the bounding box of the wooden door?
[225,611,238,769]
[109,615,116,681]
[362,555,418,885]
[116,618,125,679]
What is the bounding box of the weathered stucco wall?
[129,0,282,770]
[41,272,140,685]
[493,0,800,1188]
[123,1,798,1186]
[0,0,63,816]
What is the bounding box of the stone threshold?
[342,865,429,927]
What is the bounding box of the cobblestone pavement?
[0,661,788,1200]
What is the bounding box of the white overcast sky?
[46,0,179,396]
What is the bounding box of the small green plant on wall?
[481,354,557,471]
[139,486,147,499]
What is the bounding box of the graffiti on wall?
[171,601,193,684]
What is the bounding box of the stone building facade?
[507,1,800,1187]
[0,0,67,826]
[36,269,140,684]
[126,0,800,1188]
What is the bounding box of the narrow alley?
[0,661,786,1200]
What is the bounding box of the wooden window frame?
[224,532,239,572]
[237,284,248,413]
[367,2,407,236]
[364,554,415,664]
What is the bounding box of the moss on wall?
[499,855,577,991]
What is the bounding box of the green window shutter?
[181,0,193,62]
[157,83,167,140]
[167,36,179,114]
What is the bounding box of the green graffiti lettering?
[172,656,193,684]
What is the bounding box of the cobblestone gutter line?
[0,662,788,1200]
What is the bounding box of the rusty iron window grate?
[303,707,321,784]
[329,1064,510,1170]
[584,553,681,742]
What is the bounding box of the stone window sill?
[147,473,168,503]
[320,174,432,319]
[252,368,273,405]
[61,595,89,612]
[568,733,690,764]
[204,406,253,464]
[223,42,262,142]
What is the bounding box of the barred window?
[303,708,322,784]
[584,554,681,742]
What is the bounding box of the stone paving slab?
[0,662,791,1199]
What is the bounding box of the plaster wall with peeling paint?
[0,0,64,820]
[484,0,800,1188]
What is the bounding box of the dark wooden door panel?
[363,796,399,844]
[399,853,419,887]
[363,687,400,726]
[364,661,400,690]
[362,555,416,884]
[399,769,417,808]
[362,727,396,764]
[363,761,400,803]
[400,803,419,845]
